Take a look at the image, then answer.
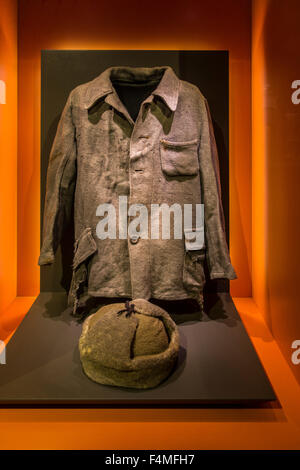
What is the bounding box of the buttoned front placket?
[127,98,154,300]
[105,91,160,299]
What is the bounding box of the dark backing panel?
[40,50,229,293]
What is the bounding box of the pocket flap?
[184,227,205,251]
[160,139,199,176]
[73,228,97,269]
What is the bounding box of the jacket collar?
[83,65,180,113]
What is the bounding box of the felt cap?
[79,298,180,389]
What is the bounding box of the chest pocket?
[159,138,199,177]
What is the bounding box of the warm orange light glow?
[0,0,18,319]
[252,0,300,386]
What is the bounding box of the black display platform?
[0,293,276,405]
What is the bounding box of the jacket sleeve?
[198,96,237,280]
[38,90,77,266]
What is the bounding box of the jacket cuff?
[210,264,237,281]
[38,251,55,266]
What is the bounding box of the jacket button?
[130,235,139,244]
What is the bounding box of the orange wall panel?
[17,0,252,297]
[0,0,18,316]
[252,0,300,384]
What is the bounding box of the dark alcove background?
[40,50,229,295]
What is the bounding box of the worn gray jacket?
[38,65,237,314]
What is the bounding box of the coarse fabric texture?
[38,65,237,315]
[79,298,180,389]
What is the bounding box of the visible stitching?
[160,138,199,147]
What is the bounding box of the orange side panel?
[252,0,300,385]
[0,0,18,317]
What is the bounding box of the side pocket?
[182,228,206,308]
[183,249,206,292]
[68,227,97,315]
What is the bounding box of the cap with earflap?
[79,298,180,389]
